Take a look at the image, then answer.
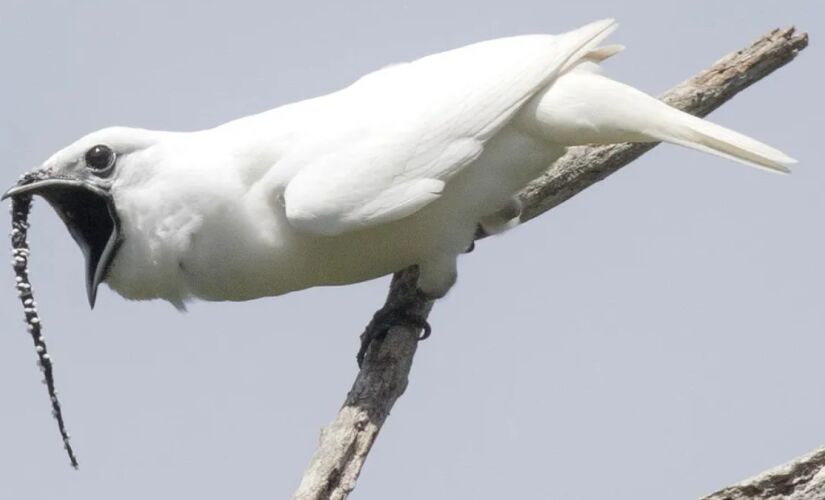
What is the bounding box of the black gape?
[356,269,433,368]
[10,193,79,468]
[37,183,119,308]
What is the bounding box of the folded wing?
[282,19,618,236]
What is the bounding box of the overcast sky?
[0,1,822,499]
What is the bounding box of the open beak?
[3,176,120,308]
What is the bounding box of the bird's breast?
[132,188,425,302]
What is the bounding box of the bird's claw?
[357,308,432,367]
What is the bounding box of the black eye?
[84,144,116,171]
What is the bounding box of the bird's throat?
[36,184,121,307]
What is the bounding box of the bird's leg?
[357,289,431,367]
[477,197,522,236]
[357,269,433,367]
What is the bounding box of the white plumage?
[15,19,794,308]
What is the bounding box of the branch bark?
[701,447,825,500]
[292,27,810,500]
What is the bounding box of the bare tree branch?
[700,446,825,500]
[293,270,429,499]
[292,27,810,500]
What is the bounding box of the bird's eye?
[84,145,116,171]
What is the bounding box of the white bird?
[5,19,794,325]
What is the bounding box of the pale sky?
[0,1,822,499]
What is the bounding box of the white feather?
[282,19,619,236]
[518,69,796,172]
[27,19,795,305]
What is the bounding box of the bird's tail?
[518,67,795,173]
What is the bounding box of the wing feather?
[283,19,618,236]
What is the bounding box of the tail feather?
[583,44,625,63]
[652,111,795,173]
[553,19,619,75]
[518,69,795,174]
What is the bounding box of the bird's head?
[3,127,171,308]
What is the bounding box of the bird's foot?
[357,302,432,368]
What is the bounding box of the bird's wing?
[282,19,617,236]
